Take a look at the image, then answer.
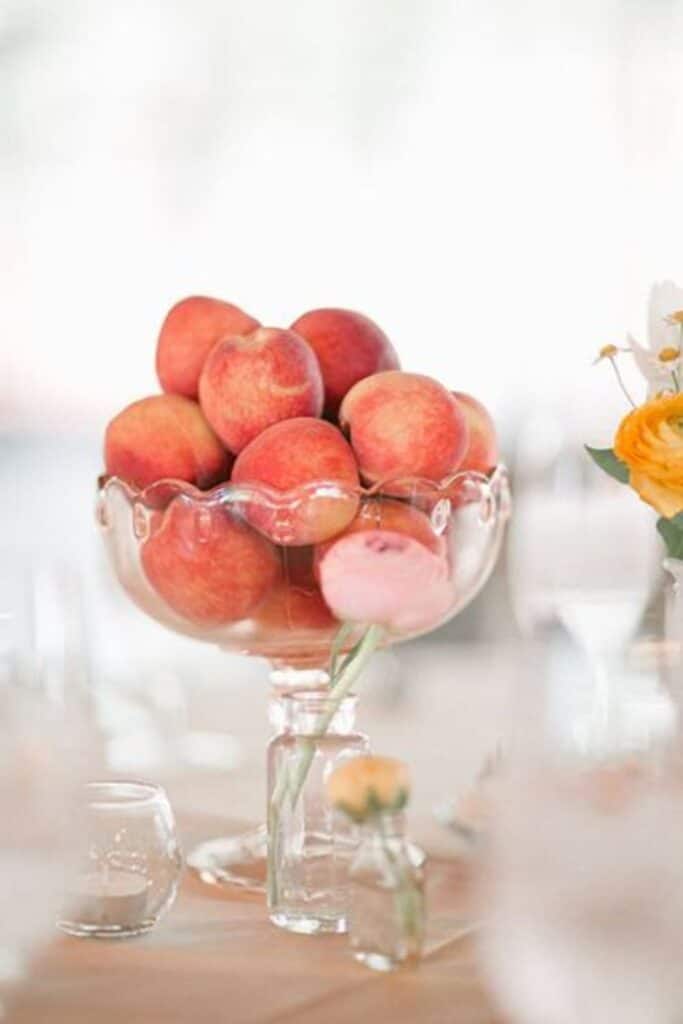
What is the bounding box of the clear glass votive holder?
[58,781,183,939]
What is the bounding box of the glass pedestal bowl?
[96,465,510,891]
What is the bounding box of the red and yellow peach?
[232,417,360,544]
[141,499,280,625]
[104,394,231,491]
[451,391,499,475]
[255,548,337,632]
[339,371,469,494]
[199,327,324,453]
[156,296,259,399]
[290,307,399,417]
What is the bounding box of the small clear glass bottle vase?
[267,691,368,934]
[348,812,426,971]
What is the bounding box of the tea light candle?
[69,868,148,928]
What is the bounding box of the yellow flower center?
[658,346,681,363]
[666,310,683,325]
[598,344,619,360]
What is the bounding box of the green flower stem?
[376,812,423,947]
[288,624,384,807]
[607,356,636,408]
[267,623,385,907]
[266,760,290,907]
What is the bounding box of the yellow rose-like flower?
[327,755,410,822]
[614,393,683,518]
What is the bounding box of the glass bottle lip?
[83,780,167,811]
[279,690,359,734]
[283,690,358,715]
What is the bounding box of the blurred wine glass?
[508,405,658,745]
[479,645,683,1024]
[0,560,87,1002]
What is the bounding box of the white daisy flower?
[592,343,635,407]
[628,280,683,394]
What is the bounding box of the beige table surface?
[8,643,513,1023]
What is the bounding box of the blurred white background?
[2,0,683,435]
[1,0,683,770]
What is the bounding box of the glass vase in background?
[438,413,656,844]
[348,811,426,972]
[508,411,659,755]
[663,558,683,676]
[0,563,87,1005]
[267,691,368,933]
[509,411,658,657]
[478,645,683,1024]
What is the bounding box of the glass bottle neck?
[360,812,406,839]
[268,672,332,733]
[284,691,358,735]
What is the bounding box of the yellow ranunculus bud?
[327,755,410,822]
[614,393,683,518]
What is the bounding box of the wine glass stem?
[593,654,612,735]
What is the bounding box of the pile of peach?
[104,297,498,633]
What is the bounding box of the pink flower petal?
[318,529,452,633]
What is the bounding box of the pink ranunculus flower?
[317,529,453,633]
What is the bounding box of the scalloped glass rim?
[96,465,508,515]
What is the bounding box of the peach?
[451,392,499,475]
[156,296,259,399]
[255,548,337,632]
[339,371,469,495]
[198,327,324,453]
[290,308,399,417]
[232,418,360,545]
[255,581,336,632]
[142,498,280,626]
[314,497,444,578]
[104,394,231,490]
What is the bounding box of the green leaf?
[657,514,683,559]
[585,445,629,484]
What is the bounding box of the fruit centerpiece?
[98,297,510,890]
